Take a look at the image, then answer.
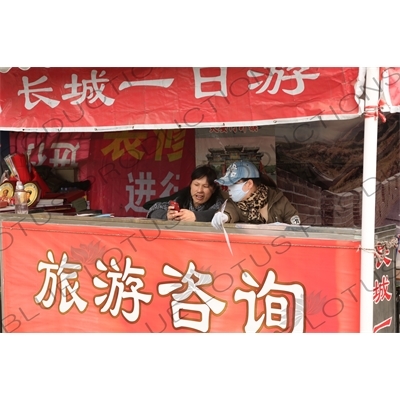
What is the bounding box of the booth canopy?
[0,67,370,132]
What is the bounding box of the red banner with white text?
[1,221,361,333]
[86,129,195,216]
[9,131,91,180]
[0,67,364,131]
[8,129,195,216]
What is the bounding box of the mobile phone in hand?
[169,200,180,211]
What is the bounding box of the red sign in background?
[86,129,195,216]
[0,67,363,131]
[9,129,195,217]
[1,221,361,333]
[9,131,91,179]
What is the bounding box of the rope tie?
[364,103,386,123]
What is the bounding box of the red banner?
[8,129,195,217]
[9,131,91,179]
[0,67,364,131]
[1,221,361,333]
[381,67,400,113]
[86,129,195,216]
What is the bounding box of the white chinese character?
[248,67,319,95]
[158,171,179,197]
[62,70,115,106]
[27,142,47,166]
[93,256,152,322]
[49,142,80,167]
[125,171,156,213]
[193,67,228,98]
[234,269,305,333]
[18,76,60,110]
[158,261,227,332]
[34,250,88,313]
[119,76,174,91]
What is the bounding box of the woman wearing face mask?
[211,160,301,231]
[145,165,225,222]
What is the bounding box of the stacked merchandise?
[0,153,89,214]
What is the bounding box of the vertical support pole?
[360,67,380,332]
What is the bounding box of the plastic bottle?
[14,180,29,214]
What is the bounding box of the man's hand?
[211,211,228,231]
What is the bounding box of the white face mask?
[229,181,249,202]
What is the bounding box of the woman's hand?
[167,206,180,221]
[167,208,196,222]
[176,209,196,222]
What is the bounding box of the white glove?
[211,212,228,231]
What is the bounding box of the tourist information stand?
[0,213,397,333]
[1,67,399,332]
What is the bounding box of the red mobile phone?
[169,200,180,211]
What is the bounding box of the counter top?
[0,211,385,241]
